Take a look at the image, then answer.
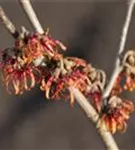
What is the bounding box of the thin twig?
[103,0,135,99]
[0,6,19,39]
[19,0,44,34]
[19,0,119,150]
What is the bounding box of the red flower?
[98,97,134,134]
[87,91,102,112]
[2,59,41,95]
[124,74,135,91]
[111,73,123,95]
[16,31,66,65]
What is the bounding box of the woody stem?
[0,6,19,39]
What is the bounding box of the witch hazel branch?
[0,0,135,150]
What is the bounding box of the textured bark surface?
[0,1,135,149]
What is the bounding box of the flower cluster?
[98,96,134,134]
[99,50,135,134]
[0,29,134,134]
[2,60,41,94]
[123,50,135,91]
[0,29,66,95]
[111,50,135,95]
[40,57,106,108]
[0,29,106,111]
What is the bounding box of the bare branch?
[119,0,135,55]
[19,0,44,34]
[0,6,19,39]
[103,0,135,99]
